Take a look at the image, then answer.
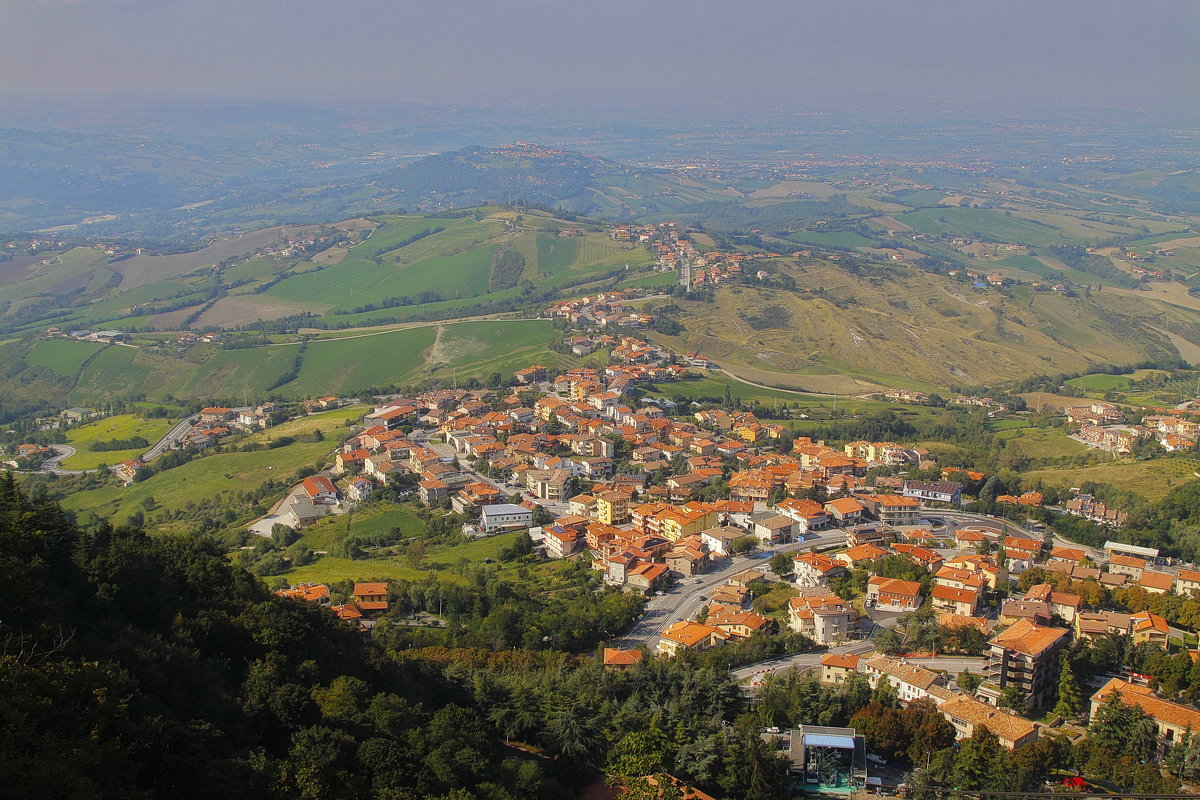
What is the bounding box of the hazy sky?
[1,0,1197,111]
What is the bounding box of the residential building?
[985,619,1070,708]
[1107,554,1148,581]
[863,655,947,703]
[480,503,533,533]
[657,621,727,656]
[1090,678,1200,747]
[788,593,856,644]
[1131,610,1170,646]
[1022,583,1082,623]
[866,576,923,611]
[352,582,389,615]
[792,552,848,588]
[857,493,923,526]
[931,585,980,616]
[820,653,860,685]
[1178,569,1200,597]
[938,695,1038,749]
[602,648,644,669]
[1139,569,1175,595]
[750,512,794,543]
[706,605,771,638]
[824,497,864,524]
[701,525,747,557]
[775,497,829,533]
[1074,611,1131,640]
[902,480,961,504]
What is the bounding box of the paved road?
[617,529,848,649]
[142,414,200,460]
[39,444,90,475]
[411,429,573,517]
[933,508,1106,563]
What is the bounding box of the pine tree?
[1053,658,1082,719]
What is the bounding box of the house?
[1001,536,1042,573]
[931,585,980,616]
[480,503,534,533]
[114,458,146,482]
[1176,569,1200,597]
[863,655,946,703]
[845,523,894,547]
[775,497,829,533]
[198,406,234,424]
[938,695,1038,749]
[902,480,961,504]
[750,513,794,543]
[603,648,644,669]
[824,497,864,524]
[788,593,856,644]
[701,525,747,557]
[705,605,771,638]
[275,583,331,605]
[1090,678,1200,747]
[623,560,670,595]
[1107,554,1148,581]
[352,582,389,615]
[301,475,339,504]
[985,619,1070,708]
[544,526,583,559]
[346,476,374,503]
[792,552,848,588]
[657,621,727,656]
[866,576,923,611]
[1139,569,1176,595]
[820,653,861,684]
[1131,610,1170,646]
[1022,583,1081,622]
[1049,546,1088,566]
[334,449,370,475]
[890,543,944,572]
[286,500,327,528]
[1074,611,1131,640]
[514,365,547,384]
[834,543,888,569]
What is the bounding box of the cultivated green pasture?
[60,413,175,470]
[25,339,104,375]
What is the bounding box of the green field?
[58,432,347,527]
[242,404,371,444]
[25,339,105,375]
[264,216,503,312]
[284,530,527,586]
[786,231,879,248]
[295,503,426,550]
[1066,373,1135,391]
[995,426,1093,461]
[60,414,176,470]
[648,371,889,412]
[172,344,302,399]
[900,207,1088,247]
[278,327,438,396]
[1024,457,1200,501]
[69,345,162,403]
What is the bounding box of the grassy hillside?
[649,257,1187,390]
[5,319,563,406]
[59,413,175,470]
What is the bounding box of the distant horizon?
[0,0,1196,116]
